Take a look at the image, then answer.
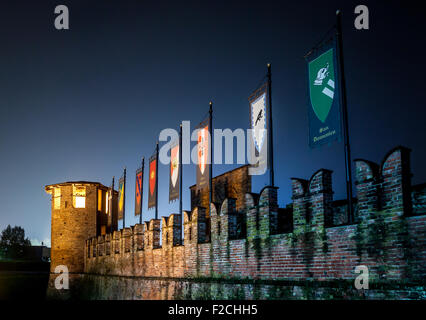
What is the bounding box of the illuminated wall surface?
[45,182,119,273]
[46,147,426,299]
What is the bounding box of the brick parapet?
[82,146,425,283]
[355,146,412,222]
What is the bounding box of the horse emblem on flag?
[309,48,336,123]
[251,92,267,153]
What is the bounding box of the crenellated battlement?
[84,146,426,282]
[354,146,412,221]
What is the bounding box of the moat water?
[46,273,426,300]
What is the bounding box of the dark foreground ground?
[0,261,50,300]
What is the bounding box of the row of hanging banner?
[113,119,211,222]
[113,11,354,224]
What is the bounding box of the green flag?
[306,39,342,148]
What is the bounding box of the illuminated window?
[73,185,86,208]
[98,189,102,211]
[53,187,61,210]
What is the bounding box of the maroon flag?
[134,168,143,216]
[169,140,180,202]
[148,155,157,209]
[196,118,210,191]
[118,175,125,220]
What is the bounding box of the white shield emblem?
[251,92,267,152]
[198,126,208,174]
[171,146,179,187]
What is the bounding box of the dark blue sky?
[0,0,425,246]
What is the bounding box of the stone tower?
[45,181,118,273]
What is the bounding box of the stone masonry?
[45,181,118,273]
[82,146,426,283]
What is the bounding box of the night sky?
[0,0,425,246]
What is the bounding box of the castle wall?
[190,165,251,214]
[85,147,426,283]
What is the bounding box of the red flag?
[148,157,157,209]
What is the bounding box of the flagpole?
[140,157,144,225]
[336,10,354,223]
[111,176,115,233]
[179,124,183,220]
[155,141,159,220]
[267,63,275,187]
[209,101,213,218]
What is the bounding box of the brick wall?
[190,165,251,215]
[85,146,426,283]
[412,183,426,216]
